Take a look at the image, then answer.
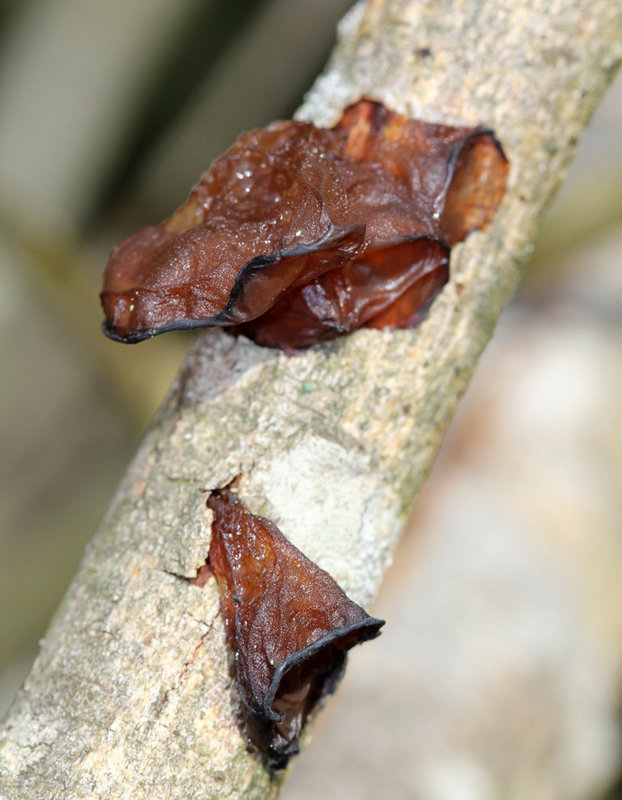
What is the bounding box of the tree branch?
[1,1,620,798]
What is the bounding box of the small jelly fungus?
[206,482,384,767]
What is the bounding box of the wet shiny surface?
[101,100,508,347]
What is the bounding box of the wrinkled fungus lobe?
[206,483,384,767]
[101,99,508,348]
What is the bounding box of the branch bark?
[1,1,620,798]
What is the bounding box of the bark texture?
[1,1,620,798]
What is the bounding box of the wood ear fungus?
[101,99,508,349]
[206,482,384,767]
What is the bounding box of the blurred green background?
[1,2,621,798]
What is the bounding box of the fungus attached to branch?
[101,99,508,349]
[206,482,384,767]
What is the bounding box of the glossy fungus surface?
[206,483,384,767]
[101,99,508,348]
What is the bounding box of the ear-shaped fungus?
[101,99,508,348]
[206,484,384,767]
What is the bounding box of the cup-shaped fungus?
[206,484,384,767]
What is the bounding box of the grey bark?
[1,1,620,798]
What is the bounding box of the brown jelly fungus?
[101,99,508,349]
[206,482,384,767]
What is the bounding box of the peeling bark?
[1,1,620,798]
